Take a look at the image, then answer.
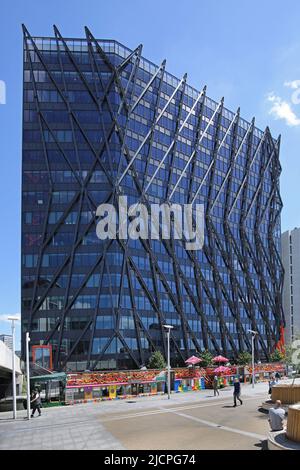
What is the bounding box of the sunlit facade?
[21,26,284,371]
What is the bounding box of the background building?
[22,26,284,371]
[281,227,300,343]
[0,339,22,399]
[0,334,13,351]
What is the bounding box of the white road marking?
[170,411,266,440]
[99,394,266,423]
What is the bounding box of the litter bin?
[174,379,180,392]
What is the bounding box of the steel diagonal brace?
[142,62,168,190]
[117,43,143,72]
[117,73,186,186]
[117,46,142,115]
[115,48,143,178]
[210,117,255,212]
[168,97,225,202]
[23,25,114,189]
[245,135,280,221]
[143,85,207,195]
[164,75,188,200]
[130,59,166,114]
[226,127,268,218]
[187,87,207,203]
[60,319,93,368]
[189,104,240,206]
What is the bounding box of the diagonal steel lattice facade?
[21,25,284,371]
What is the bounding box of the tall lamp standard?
[163,324,174,399]
[7,316,19,419]
[25,332,31,420]
[248,329,258,388]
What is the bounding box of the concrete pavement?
[0,381,274,450]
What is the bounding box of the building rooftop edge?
[25,32,277,139]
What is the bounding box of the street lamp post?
[8,316,19,419]
[163,325,174,399]
[25,332,31,420]
[248,329,258,389]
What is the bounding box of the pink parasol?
[185,355,202,365]
[213,355,229,363]
[213,366,231,374]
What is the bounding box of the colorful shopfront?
[205,366,239,388]
[244,363,285,383]
[174,368,206,392]
[65,368,208,404]
[65,370,167,404]
[64,363,286,405]
[205,363,286,388]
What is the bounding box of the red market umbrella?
[213,355,229,363]
[213,366,231,375]
[185,355,202,365]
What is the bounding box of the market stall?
[174,368,206,392]
[244,363,285,384]
[65,370,166,404]
[64,362,287,405]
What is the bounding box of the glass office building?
[22,26,284,371]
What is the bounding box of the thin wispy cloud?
[267,92,300,127]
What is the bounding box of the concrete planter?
[287,404,300,442]
[271,384,300,404]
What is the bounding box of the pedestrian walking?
[268,400,286,431]
[233,377,243,407]
[213,375,219,396]
[30,389,42,418]
[275,371,280,382]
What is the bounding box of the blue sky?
[1,0,300,347]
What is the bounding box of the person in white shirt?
[268,400,285,431]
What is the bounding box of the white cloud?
[0,313,21,324]
[267,92,300,127]
[284,80,300,105]
[284,80,300,89]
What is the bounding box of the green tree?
[269,349,284,363]
[148,351,166,369]
[199,350,213,367]
[282,344,293,365]
[236,351,252,365]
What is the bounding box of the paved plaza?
[0,381,276,450]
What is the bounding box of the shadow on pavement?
[254,439,268,450]
[257,407,269,414]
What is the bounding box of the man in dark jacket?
[30,389,42,417]
[233,378,243,407]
